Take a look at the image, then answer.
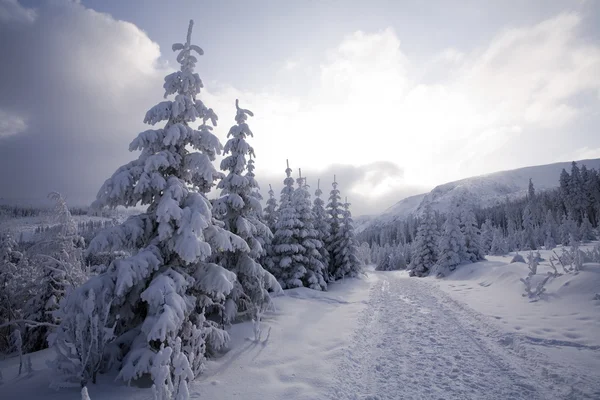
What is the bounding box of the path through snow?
[329,272,590,400]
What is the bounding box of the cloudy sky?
[0,0,599,216]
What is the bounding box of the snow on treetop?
[234,99,254,126]
[172,20,204,72]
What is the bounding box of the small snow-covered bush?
[50,281,116,388]
[582,243,600,263]
[526,251,539,275]
[548,257,562,277]
[521,251,552,300]
[554,243,585,274]
[520,273,552,301]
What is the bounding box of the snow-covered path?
[330,273,570,400]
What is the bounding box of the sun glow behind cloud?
[206,13,600,197]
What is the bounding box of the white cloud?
[1,2,599,214]
[283,59,298,70]
[206,13,600,192]
[0,109,27,138]
[0,0,36,24]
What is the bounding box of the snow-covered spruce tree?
[263,184,278,234]
[521,204,536,250]
[390,245,408,270]
[356,242,371,266]
[489,228,508,255]
[527,178,536,202]
[260,184,279,275]
[409,203,438,277]
[506,218,519,252]
[53,21,244,389]
[213,100,280,319]
[325,176,343,281]
[375,246,392,271]
[569,161,585,222]
[435,211,464,276]
[290,172,327,290]
[559,213,578,246]
[460,206,485,262]
[23,192,87,352]
[0,232,24,352]
[331,197,361,280]
[580,213,596,242]
[480,218,494,254]
[543,210,557,250]
[269,160,305,288]
[243,138,273,264]
[312,179,331,281]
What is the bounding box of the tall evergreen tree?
[584,168,600,226]
[313,179,331,282]
[244,140,272,263]
[543,210,557,250]
[0,233,27,352]
[325,176,343,281]
[569,161,585,222]
[559,168,571,214]
[489,228,508,255]
[460,206,485,262]
[527,178,536,202]
[506,218,519,252]
[270,161,306,288]
[263,184,278,233]
[332,197,361,279]
[436,211,464,274]
[53,21,245,388]
[559,213,578,246]
[409,204,438,277]
[290,172,327,290]
[521,204,536,250]
[480,218,494,254]
[261,184,278,275]
[213,100,281,318]
[580,213,596,242]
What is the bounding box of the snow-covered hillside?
[373,159,600,225]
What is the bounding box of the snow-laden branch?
[0,319,59,329]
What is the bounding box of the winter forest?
[0,20,361,399]
[2,6,600,400]
[360,161,600,277]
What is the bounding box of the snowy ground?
[2,249,599,399]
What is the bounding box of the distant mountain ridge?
[359,158,600,231]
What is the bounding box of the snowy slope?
[381,193,426,219]
[376,158,600,222]
[354,214,377,233]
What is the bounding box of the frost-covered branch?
[0,319,59,329]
